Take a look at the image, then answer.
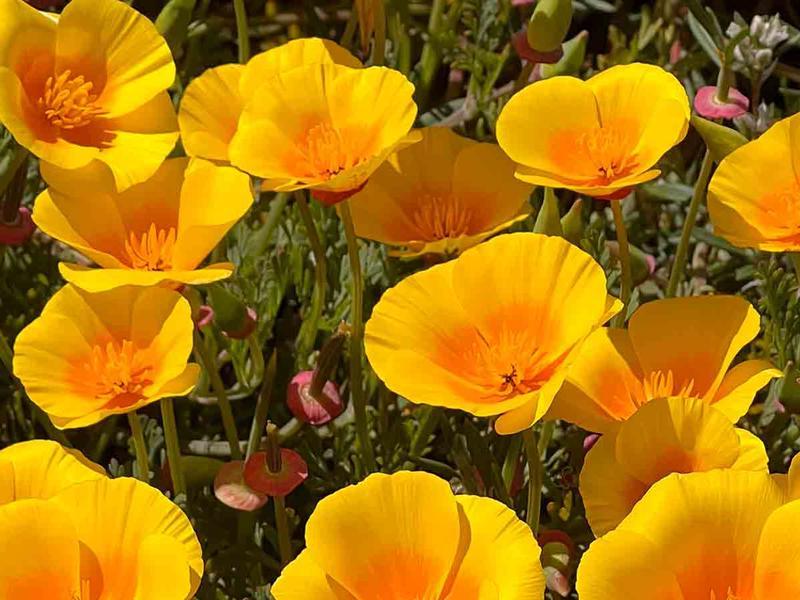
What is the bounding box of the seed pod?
[526,0,573,54]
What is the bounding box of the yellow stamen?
[409,192,473,240]
[124,224,177,271]
[581,126,637,182]
[37,70,105,129]
[295,122,366,179]
[84,340,153,405]
[627,369,696,407]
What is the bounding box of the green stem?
[417,0,446,108]
[127,412,149,482]
[513,62,534,93]
[232,0,250,63]
[0,330,13,375]
[371,0,387,66]
[246,332,265,385]
[790,253,800,284]
[338,202,377,473]
[522,428,542,534]
[246,350,278,459]
[666,151,714,298]
[274,495,293,566]
[295,191,328,361]
[340,6,358,49]
[161,398,187,497]
[611,201,632,327]
[194,331,243,460]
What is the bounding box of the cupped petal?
[547,328,643,433]
[713,359,783,421]
[239,37,361,100]
[55,0,175,117]
[178,64,244,162]
[59,263,234,292]
[132,535,192,600]
[365,259,531,417]
[754,499,800,599]
[0,440,104,505]
[628,295,762,406]
[496,76,600,180]
[0,0,56,70]
[0,499,81,600]
[172,159,254,269]
[708,113,800,251]
[52,477,203,600]
[614,470,785,597]
[580,434,648,537]
[304,471,462,600]
[588,63,689,169]
[731,430,770,472]
[444,496,545,599]
[93,92,179,191]
[576,529,683,600]
[271,550,357,600]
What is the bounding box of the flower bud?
[694,86,749,120]
[540,31,588,78]
[527,0,573,55]
[287,371,344,426]
[0,206,35,246]
[691,115,748,163]
[208,284,257,339]
[243,423,308,497]
[533,188,563,236]
[560,199,584,245]
[214,460,269,512]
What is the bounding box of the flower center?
[627,370,696,408]
[295,122,365,179]
[581,126,637,182]
[37,70,104,129]
[760,182,800,234]
[709,588,743,600]
[84,340,153,406]
[124,224,176,271]
[409,192,473,240]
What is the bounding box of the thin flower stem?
[295,191,328,361]
[371,0,387,66]
[338,202,378,473]
[246,332,265,385]
[522,428,542,534]
[161,398,187,497]
[513,62,534,93]
[611,201,632,327]
[274,495,293,566]
[666,150,714,298]
[232,0,250,63]
[194,331,243,460]
[340,7,358,49]
[0,330,13,376]
[246,350,278,459]
[127,411,149,483]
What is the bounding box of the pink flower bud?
[287,371,344,426]
[583,433,601,452]
[694,86,749,120]
[214,460,269,512]
[0,206,35,246]
[195,305,215,330]
[243,448,308,497]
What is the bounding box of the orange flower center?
[83,340,153,406]
[37,70,104,129]
[124,224,177,271]
[581,126,637,182]
[409,193,473,240]
[760,182,800,234]
[709,587,744,600]
[627,369,695,408]
[294,122,366,179]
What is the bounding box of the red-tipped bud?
[311,180,368,206]
[694,86,749,120]
[583,433,601,452]
[287,370,344,426]
[224,307,257,340]
[243,423,308,497]
[214,460,269,512]
[0,206,35,246]
[195,305,215,329]
[512,28,563,64]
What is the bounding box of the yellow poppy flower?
[13,284,199,429]
[271,471,545,599]
[548,295,781,434]
[0,439,104,505]
[1,476,203,599]
[365,232,622,435]
[228,60,419,205]
[0,0,179,191]
[708,113,800,251]
[32,157,253,292]
[576,465,800,599]
[496,63,690,199]
[580,396,769,536]
[348,127,533,257]
[179,37,360,163]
